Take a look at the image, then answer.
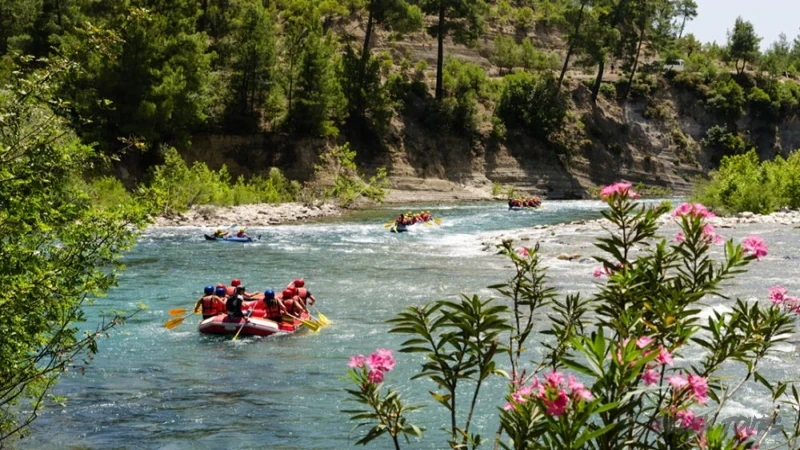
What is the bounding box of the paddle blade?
[433,218,442,225]
[424,221,433,227]
[164,317,186,330]
[384,221,394,228]
[301,319,319,332]
[317,312,330,326]
[169,308,188,317]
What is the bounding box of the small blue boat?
[204,234,259,242]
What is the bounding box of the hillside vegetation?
[2,0,800,199]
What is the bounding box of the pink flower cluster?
[503,372,593,417]
[734,424,758,443]
[742,236,768,260]
[665,372,709,405]
[675,409,706,433]
[593,262,623,278]
[599,182,639,202]
[348,348,396,384]
[768,285,800,314]
[672,203,716,219]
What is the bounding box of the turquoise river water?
[24,201,800,449]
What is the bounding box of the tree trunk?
[678,16,687,39]
[624,22,647,102]
[557,0,587,92]
[435,4,446,101]
[591,59,605,104]
[199,0,208,32]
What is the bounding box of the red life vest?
[202,295,223,316]
[296,288,308,300]
[225,286,235,296]
[264,299,283,318]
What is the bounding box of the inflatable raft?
[390,224,408,233]
[198,312,310,337]
[204,234,259,243]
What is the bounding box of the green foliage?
[492,35,521,73]
[496,72,566,140]
[81,176,137,211]
[702,125,747,156]
[224,0,278,132]
[314,144,389,207]
[694,149,800,213]
[145,147,299,215]
[706,79,746,124]
[519,40,559,72]
[727,16,761,75]
[0,57,152,444]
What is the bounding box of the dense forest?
[1,0,800,198]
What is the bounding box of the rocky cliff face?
[183,24,800,201]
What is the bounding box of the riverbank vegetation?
[0,57,154,444]
[2,0,800,206]
[694,150,800,214]
[344,185,800,449]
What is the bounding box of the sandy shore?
[152,202,343,227]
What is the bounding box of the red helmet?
[216,283,225,288]
[282,289,294,298]
[294,279,305,288]
[231,279,242,287]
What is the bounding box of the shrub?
[747,86,775,119]
[701,125,746,155]
[343,186,800,449]
[694,149,800,213]
[599,82,616,100]
[82,176,137,211]
[314,143,388,207]
[145,147,299,214]
[706,79,746,124]
[496,72,566,140]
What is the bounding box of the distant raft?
[204,234,259,242]
[386,211,441,232]
[508,197,543,210]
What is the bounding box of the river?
[25,200,800,449]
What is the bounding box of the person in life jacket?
[213,228,229,238]
[235,228,251,239]
[226,286,248,319]
[290,279,317,308]
[281,288,305,317]
[261,289,287,320]
[194,286,220,319]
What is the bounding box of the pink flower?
[545,371,565,387]
[599,182,639,201]
[517,247,530,257]
[573,387,594,401]
[769,286,788,304]
[348,355,366,368]
[674,232,685,243]
[702,224,723,244]
[667,373,688,390]
[642,368,660,386]
[689,416,706,433]
[687,374,709,404]
[636,336,654,349]
[734,424,758,442]
[672,203,716,219]
[656,346,674,366]
[367,349,396,372]
[367,369,385,383]
[593,267,604,278]
[742,236,768,260]
[503,402,515,411]
[566,374,584,391]
[676,409,695,428]
[543,390,570,417]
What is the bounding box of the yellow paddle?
[232,315,249,341]
[312,306,330,326]
[169,308,188,317]
[288,314,320,332]
[423,221,433,227]
[384,220,395,228]
[433,218,442,225]
[164,311,196,330]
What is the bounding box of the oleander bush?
[343,182,800,449]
